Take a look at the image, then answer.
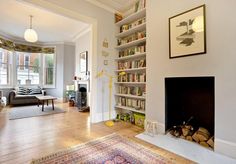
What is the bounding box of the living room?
[0,0,236,163]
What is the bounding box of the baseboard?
[215,138,236,159]
[156,122,165,134]
[91,111,116,123]
[54,97,64,103]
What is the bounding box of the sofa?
[9,86,46,105]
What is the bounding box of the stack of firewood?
[168,125,214,149]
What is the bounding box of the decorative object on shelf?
[24,15,38,43]
[135,0,146,13]
[169,5,206,58]
[80,51,88,73]
[115,13,123,23]
[96,70,126,127]
[134,113,145,128]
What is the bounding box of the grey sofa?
[9,88,45,106]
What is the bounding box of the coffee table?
[36,96,57,111]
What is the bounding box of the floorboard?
[0,103,193,164]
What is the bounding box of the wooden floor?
[0,103,193,164]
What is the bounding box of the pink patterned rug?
[31,134,172,164]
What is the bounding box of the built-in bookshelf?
[115,0,146,116]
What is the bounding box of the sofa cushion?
[15,94,42,99]
[17,87,29,95]
[28,87,42,95]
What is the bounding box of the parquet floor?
[0,103,193,164]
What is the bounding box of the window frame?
[0,48,12,88]
[0,47,56,89]
[42,52,56,88]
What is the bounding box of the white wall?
[147,0,236,158]
[63,44,76,96]
[46,43,75,100]
[75,30,91,77]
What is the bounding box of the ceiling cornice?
[72,25,92,42]
[86,0,121,14]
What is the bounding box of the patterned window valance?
[0,37,55,54]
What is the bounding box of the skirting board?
[136,133,236,163]
[215,138,236,159]
[91,111,116,123]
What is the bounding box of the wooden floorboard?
[0,103,193,164]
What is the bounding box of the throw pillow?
[29,87,42,95]
[17,87,28,95]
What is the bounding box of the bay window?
[0,37,55,88]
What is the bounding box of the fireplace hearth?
[165,77,215,148]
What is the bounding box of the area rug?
[9,105,66,120]
[31,133,172,164]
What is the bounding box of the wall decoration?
[104,60,108,65]
[80,51,88,73]
[169,5,206,58]
[102,38,109,48]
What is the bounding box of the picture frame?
[169,5,206,59]
[79,51,88,73]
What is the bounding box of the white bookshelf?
[115,67,146,72]
[116,23,146,38]
[115,93,146,100]
[116,37,146,50]
[115,105,145,114]
[115,82,146,85]
[115,2,146,117]
[115,52,146,61]
[116,8,146,26]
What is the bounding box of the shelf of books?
[115,105,145,114]
[115,67,146,72]
[115,94,145,100]
[116,23,146,38]
[115,8,146,27]
[114,0,146,122]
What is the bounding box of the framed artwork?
[169,5,206,58]
[80,51,88,73]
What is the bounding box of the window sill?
[0,86,14,89]
[43,85,56,89]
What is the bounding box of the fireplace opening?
[165,77,215,149]
[76,84,89,112]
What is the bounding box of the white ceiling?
[88,0,138,13]
[0,0,89,43]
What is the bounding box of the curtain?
[0,37,54,54]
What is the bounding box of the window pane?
[17,66,28,85]
[29,66,39,85]
[0,64,8,85]
[0,48,11,85]
[44,54,55,85]
[16,52,40,85]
